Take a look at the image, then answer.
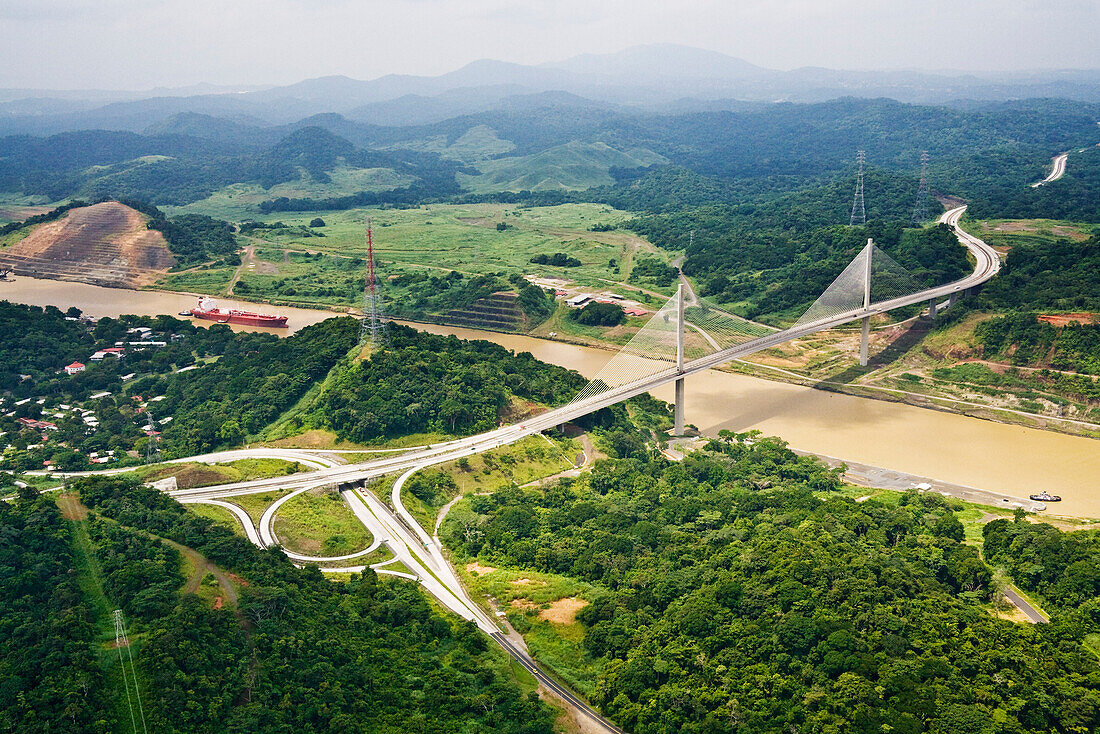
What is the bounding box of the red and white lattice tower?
[360,218,386,348]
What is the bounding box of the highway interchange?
[58,206,1001,733]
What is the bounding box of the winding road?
[1031,151,1069,187]
[49,204,1003,733]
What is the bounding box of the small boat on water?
[1029,490,1061,502]
[186,297,288,328]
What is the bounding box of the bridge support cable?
[786,238,923,366]
[568,284,772,409]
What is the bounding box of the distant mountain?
[544,44,768,82]
[0,44,1098,139]
[143,112,273,147]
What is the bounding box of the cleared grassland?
[166,166,417,220]
[272,485,375,556]
[155,264,236,294]
[134,457,305,490]
[456,560,604,698]
[963,217,1095,249]
[158,203,673,315]
[185,502,243,534]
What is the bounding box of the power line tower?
[144,410,160,465]
[912,151,930,225]
[850,150,867,226]
[359,218,386,349]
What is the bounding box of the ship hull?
[189,308,288,328]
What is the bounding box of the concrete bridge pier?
[928,297,938,320]
[859,238,873,367]
[674,378,685,435]
[859,316,871,366]
[674,283,686,435]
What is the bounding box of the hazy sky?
[2,0,1098,89]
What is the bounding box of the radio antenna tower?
[360,218,386,348]
[850,150,867,226]
[912,151,930,225]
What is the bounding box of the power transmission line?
[113,610,149,734]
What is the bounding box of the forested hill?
[1,97,1095,216]
[0,477,557,732]
[443,433,1100,733]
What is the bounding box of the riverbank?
[0,275,343,334]
[5,275,1099,519]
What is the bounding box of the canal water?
[4,276,1098,517]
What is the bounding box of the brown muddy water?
[4,277,1098,518]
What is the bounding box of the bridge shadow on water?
[712,319,936,434]
[821,318,933,388]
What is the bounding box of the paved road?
[1031,152,1068,187]
[77,205,998,733]
[1003,585,1049,623]
[163,205,1000,512]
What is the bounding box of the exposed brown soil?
[511,577,546,587]
[1037,313,1096,327]
[0,201,175,287]
[466,561,497,576]
[538,597,587,624]
[146,463,231,489]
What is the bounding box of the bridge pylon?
[674,283,686,435]
[859,238,872,366]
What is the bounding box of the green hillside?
[457,141,667,193]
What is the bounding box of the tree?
[570,302,625,327]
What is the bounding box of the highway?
[109,205,998,733]
[163,204,1000,510]
[1031,151,1068,187]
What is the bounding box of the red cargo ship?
[187,297,288,328]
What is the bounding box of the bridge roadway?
[170,204,999,506]
[164,205,997,733]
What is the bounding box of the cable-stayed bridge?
[168,204,998,505]
[155,204,1000,734]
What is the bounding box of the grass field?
[132,457,305,490]
[963,217,1096,249]
[456,141,667,193]
[166,166,416,220]
[155,202,673,322]
[457,560,604,698]
[185,502,243,534]
[271,486,375,556]
[227,488,294,523]
[395,436,578,531]
[155,264,236,294]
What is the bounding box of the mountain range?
[3,44,1099,135]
